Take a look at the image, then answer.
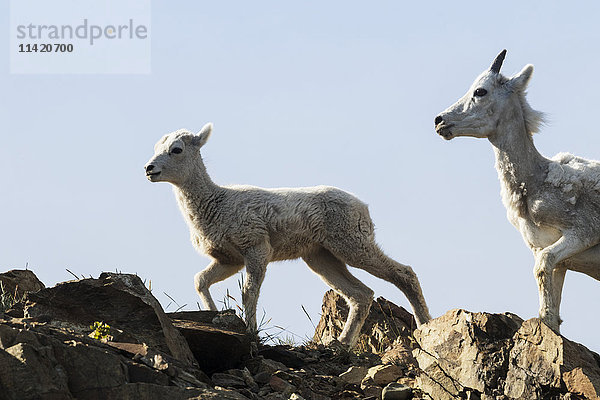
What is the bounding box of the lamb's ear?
[192,122,213,147]
[508,64,534,92]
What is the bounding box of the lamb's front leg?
[241,246,270,336]
[194,261,244,310]
[534,234,594,332]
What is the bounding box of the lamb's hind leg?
[303,247,374,348]
[333,244,431,327]
[195,261,244,311]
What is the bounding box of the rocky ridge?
[0,269,598,400]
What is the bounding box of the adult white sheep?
[145,123,431,347]
[435,50,600,333]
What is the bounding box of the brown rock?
[259,345,306,368]
[0,340,72,399]
[269,374,296,395]
[505,318,600,399]
[314,290,416,355]
[23,272,196,366]
[363,364,403,386]
[381,339,417,367]
[0,269,44,299]
[82,383,249,400]
[362,384,383,398]
[339,365,369,385]
[0,270,266,400]
[169,310,250,374]
[413,309,600,400]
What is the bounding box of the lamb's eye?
[474,88,488,97]
[171,147,183,154]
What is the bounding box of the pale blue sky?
[2,1,599,350]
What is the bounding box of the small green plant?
[89,321,112,341]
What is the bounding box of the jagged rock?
[211,372,248,389]
[362,383,383,398]
[270,374,296,395]
[254,370,272,384]
[105,341,211,386]
[258,345,306,368]
[168,310,250,374]
[231,367,259,391]
[0,317,231,400]
[0,269,44,299]
[381,339,418,368]
[339,365,369,385]
[0,270,259,399]
[86,383,250,400]
[250,357,289,376]
[505,318,600,399]
[382,382,412,400]
[314,290,416,356]
[23,272,196,366]
[363,364,403,386]
[414,309,600,400]
[0,339,72,399]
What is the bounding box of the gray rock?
[224,367,259,391]
[258,358,289,375]
[211,372,248,388]
[253,370,272,384]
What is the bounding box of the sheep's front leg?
[534,235,594,332]
[241,246,270,336]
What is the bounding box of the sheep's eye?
[474,88,488,97]
[171,147,183,154]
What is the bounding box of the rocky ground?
[0,269,598,399]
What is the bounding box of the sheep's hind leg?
[333,243,431,327]
[303,247,374,348]
[194,261,244,311]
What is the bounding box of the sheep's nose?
[434,115,443,125]
[145,164,155,173]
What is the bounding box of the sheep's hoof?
[539,315,561,335]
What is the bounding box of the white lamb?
[144,123,431,347]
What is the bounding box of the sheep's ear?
[508,64,534,92]
[192,122,213,147]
